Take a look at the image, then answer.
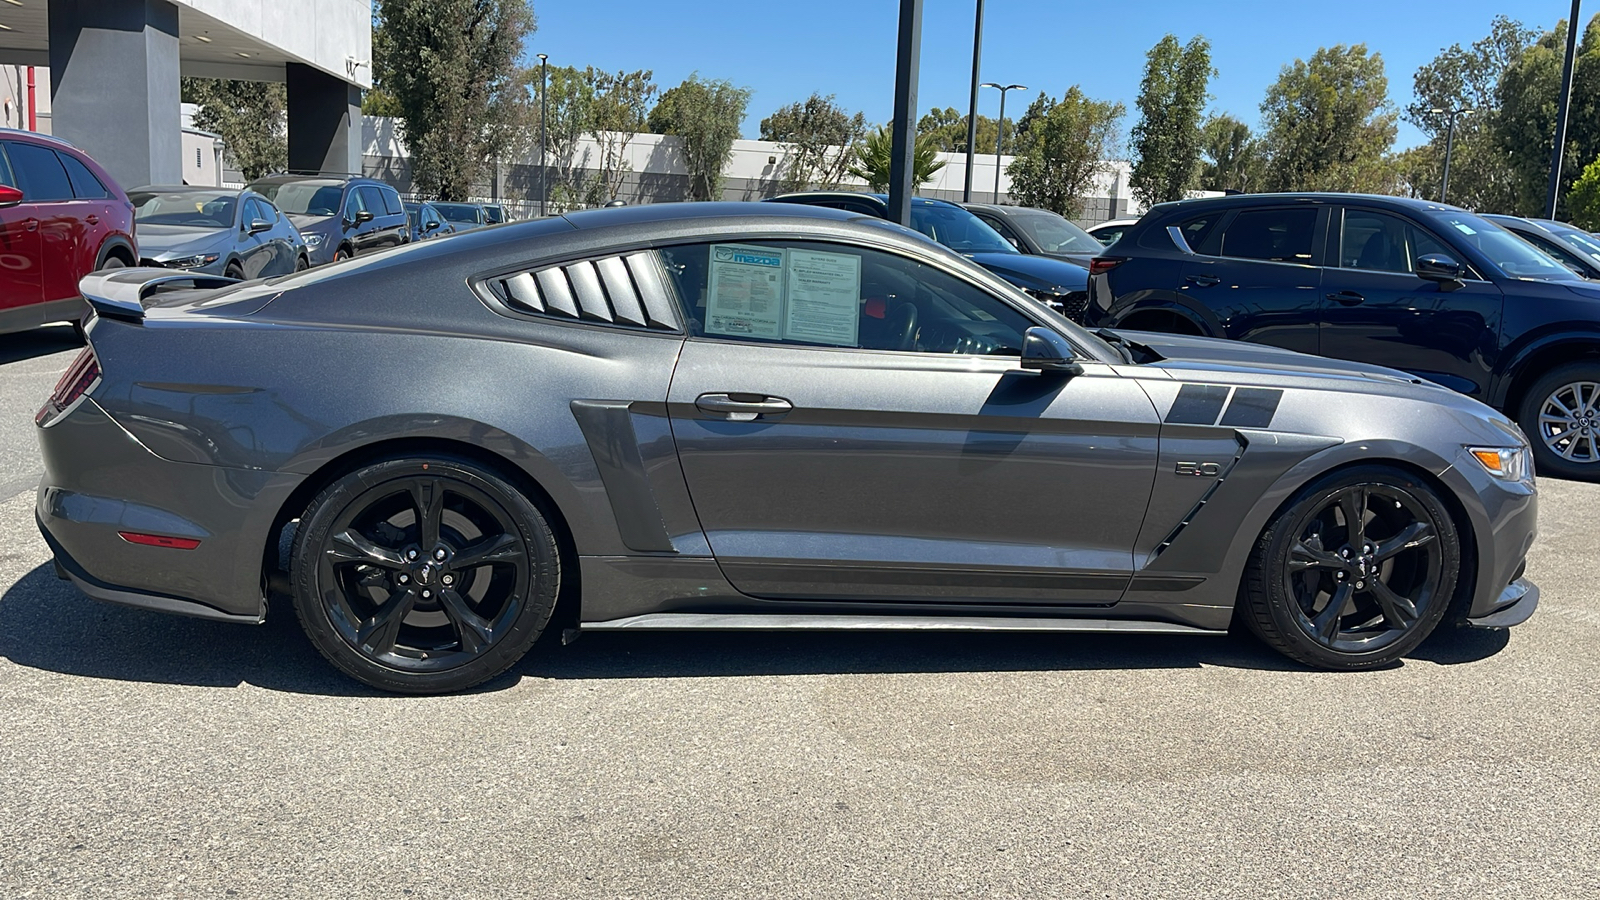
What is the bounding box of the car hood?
[136,224,231,258]
[1115,329,1446,391]
[967,251,1088,292]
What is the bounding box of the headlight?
[1469,446,1531,482]
[160,253,219,269]
[303,233,325,247]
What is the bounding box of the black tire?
[1517,361,1600,481]
[97,254,127,271]
[1239,465,1460,670]
[295,254,310,272]
[290,455,561,694]
[334,246,353,263]
[224,262,245,280]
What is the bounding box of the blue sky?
[526,0,1564,151]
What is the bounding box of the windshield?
[252,180,343,216]
[1541,221,1600,266]
[909,204,1017,254]
[1444,212,1578,280]
[130,191,236,228]
[1010,209,1103,254]
[436,204,483,224]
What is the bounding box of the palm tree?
[847,125,945,193]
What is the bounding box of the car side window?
[980,214,1022,248]
[343,187,366,219]
[379,186,403,216]
[659,240,1034,356]
[0,146,14,188]
[357,186,386,218]
[246,198,275,224]
[1218,208,1318,263]
[1138,213,1221,253]
[1341,209,1456,275]
[58,152,109,199]
[5,142,74,201]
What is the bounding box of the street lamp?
[1428,106,1473,204]
[537,53,549,218]
[981,82,1025,204]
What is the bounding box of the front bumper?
[1466,577,1539,628]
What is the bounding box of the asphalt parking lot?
[1,327,1598,899]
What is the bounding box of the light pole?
[537,53,548,218]
[962,0,984,202]
[1549,0,1583,218]
[1429,106,1472,204]
[981,82,1025,204]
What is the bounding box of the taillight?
[1089,257,1126,276]
[36,347,100,425]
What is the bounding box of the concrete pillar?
[48,0,181,189]
[287,63,361,176]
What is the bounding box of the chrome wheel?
[1280,482,1445,655]
[1537,380,1600,464]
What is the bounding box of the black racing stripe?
[1219,387,1283,428]
[1165,384,1230,425]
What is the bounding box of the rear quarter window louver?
[493,252,678,332]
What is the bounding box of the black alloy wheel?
[1240,466,1459,669]
[1519,361,1600,480]
[291,456,560,693]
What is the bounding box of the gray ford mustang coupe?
[36,203,1539,693]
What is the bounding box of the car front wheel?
[290,455,562,693]
[1238,465,1460,670]
[1518,362,1600,480]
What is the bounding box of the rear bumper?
[35,396,302,621]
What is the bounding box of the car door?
[1318,206,1505,398]
[6,141,83,307]
[659,238,1161,605]
[1177,205,1326,355]
[0,144,42,329]
[357,186,393,250]
[235,197,272,278]
[341,186,371,255]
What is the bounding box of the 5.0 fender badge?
[1175,461,1223,477]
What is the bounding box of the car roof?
[0,127,77,149]
[562,200,860,231]
[770,191,961,210]
[1142,192,1470,219]
[131,184,244,195]
[249,174,391,189]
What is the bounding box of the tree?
[648,74,750,201]
[760,94,868,191]
[1567,156,1600,229]
[1005,87,1125,217]
[1129,34,1213,206]
[1258,44,1397,193]
[916,106,1015,155]
[1498,14,1600,217]
[530,64,597,210]
[1197,114,1263,192]
[585,69,657,204]
[1404,15,1534,211]
[182,78,287,181]
[847,125,944,192]
[373,0,535,200]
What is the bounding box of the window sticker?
[783,248,861,347]
[1453,222,1477,235]
[705,243,785,339]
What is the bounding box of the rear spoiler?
[78,267,240,321]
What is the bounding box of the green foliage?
[180,78,287,180]
[523,65,656,208]
[1005,87,1125,217]
[584,69,658,204]
[760,94,868,191]
[1567,156,1600,229]
[373,0,535,201]
[1197,114,1263,192]
[916,106,1015,155]
[1258,44,1398,193]
[1129,34,1214,206]
[528,64,596,209]
[1404,15,1534,212]
[648,74,748,202]
[1497,14,1600,217]
[847,125,944,193]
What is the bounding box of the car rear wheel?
[290,455,561,693]
[1518,362,1600,480]
[1239,465,1459,670]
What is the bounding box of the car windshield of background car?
[1446,214,1579,281]
[1013,209,1103,254]
[1545,222,1600,267]
[437,204,482,224]
[909,205,1017,254]
[257,182,343,216]
[130,191,236,228]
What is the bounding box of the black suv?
[766,192,1091,319]
[247,174,409,266]
[1088,193,1600,478]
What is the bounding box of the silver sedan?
[131,186,309,279]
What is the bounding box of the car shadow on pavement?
[2,561,1518,695]
[0,325,80,366]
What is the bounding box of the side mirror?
[247,218,273,234]
[1020,326,1085,375]
[1416,254,1465,284]
[349,210,374,227]
[0,184,22,207]
[425,220,440,231]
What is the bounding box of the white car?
[1086,217,1138,246]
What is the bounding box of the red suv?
[0,130,136,335]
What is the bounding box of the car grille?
[1028,289,1090,323]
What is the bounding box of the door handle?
[24,218,37,232]
[694,392,794,421]
[1326,290,1366,306]
[85,214,99,225]
[1184,273,1220,287]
